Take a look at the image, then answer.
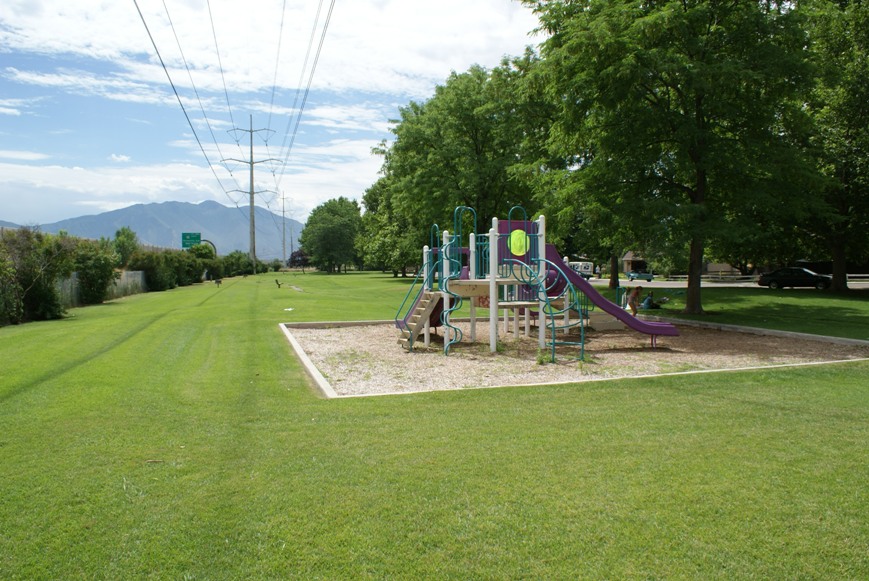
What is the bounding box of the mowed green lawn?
[1,272,868,579]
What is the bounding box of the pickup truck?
[627,270,654,282]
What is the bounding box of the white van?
[569,261,594,279]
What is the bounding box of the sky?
[0,0,541,227]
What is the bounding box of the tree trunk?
[608,254,620,289]
[830,238,849,291]
[684,235,704,314]
[683,96,709,315]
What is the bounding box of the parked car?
[569,261,594,280]
[757,267,832,290]
[627,270,654,282]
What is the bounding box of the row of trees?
[324,0,867,314]
[0,225,289,326]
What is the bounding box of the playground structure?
[394,206,678,361]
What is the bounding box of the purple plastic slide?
[545,244,679,338]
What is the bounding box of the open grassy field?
[1,272,867,579]
[640,285,869,340]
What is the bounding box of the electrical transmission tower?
[223,115,279,274]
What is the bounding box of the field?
[1,272,868,579]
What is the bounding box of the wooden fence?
[56,271,147,308]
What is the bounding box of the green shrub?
[0,245,23,325]
[128,250,176,292]
[0,227,75,322]
[75,240,120,305]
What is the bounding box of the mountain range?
[1,201,304,261]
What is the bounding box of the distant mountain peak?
[17,201,303,260]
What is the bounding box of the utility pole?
[281,194,295,266]
[223,115,278,274]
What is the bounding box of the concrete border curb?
[279,323,338,399]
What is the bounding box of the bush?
[129,250,176,292]
[75,240,120,305]
[0,245,23,325]
[0,227,75,323]
[221,250,256,276]
[127,248,205,291]
[204,258,224,281]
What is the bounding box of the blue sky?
[0,0,540,226]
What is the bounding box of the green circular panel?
[509,229,530,257]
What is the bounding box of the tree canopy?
[801,0,869,289]
[356,0,867,307]
[299,197,363,273]
[524,0,817,312]
[113,226,140,268]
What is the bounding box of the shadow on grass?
[660,288,869,340]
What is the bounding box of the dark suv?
[757,267,832,290]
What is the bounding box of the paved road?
[587,277,869,289]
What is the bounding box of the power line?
[132,0,239,208]
[275,0,336,189]
[267,0,289,134]
[206,0,239,147]
[265,0,324,183]
[264,0,334,257]
[135,0,335,243]
[160,0,241,193]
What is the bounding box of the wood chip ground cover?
[287,322,869,397]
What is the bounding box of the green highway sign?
[181,232,201,248]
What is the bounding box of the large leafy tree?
[384,64,538,238]
[525,0,815,313]
[113,226,140,268]
[802,0,869,290]
[299,197,363,273]
[359,176,420,276]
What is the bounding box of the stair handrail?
[440,234,464,354]
[394,248,439,334]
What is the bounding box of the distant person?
[627,286,643,316]
[595,265,601,278]
[641,291,661,310]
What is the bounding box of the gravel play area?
[284,320,869,397]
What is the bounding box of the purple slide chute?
[545,244,679,338]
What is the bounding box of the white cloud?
[1,0,539,98]
[109,154,131,162]
[0,95,41,116]
[0,149,50,161]
[303,103,393,133]
[5,66,170,105]
[0,132,383,222]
